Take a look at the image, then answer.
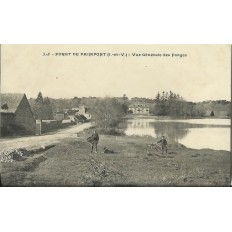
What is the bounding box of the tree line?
[151,91,231,118]
[29,91,230,121]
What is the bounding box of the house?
[0,93,36,136]
[54,111,69,121]
[128,103,150,115]
[76,105,86,115]
[74,114,88,123]
[53,104,91,124]
[68,105,91,120]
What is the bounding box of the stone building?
[128,103,150,115]
[0,93,36,136]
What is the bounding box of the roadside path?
[0,122,93,152]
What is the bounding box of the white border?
[0,1,231,232]
[0,0,232,44]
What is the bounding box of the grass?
[0,132,230,187]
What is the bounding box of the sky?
[1,44,231,102]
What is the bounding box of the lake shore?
[1,132,230,187]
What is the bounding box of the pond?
[125,117,231,151]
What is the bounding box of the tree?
[210,110,215,117]
[123,94,128,101]
[34,92,44,119]
[33,92,54,120]
[155,92,161,102]
[169,91,174,101]
[91,97,126,128]
[43,97,54,119]
[36,92,43,103]
[72,96,81,108]
[153,91,187,117]
[193,104,206,117]
[122,94,129,113]
[153,92,163,115]
[165,91,169,101]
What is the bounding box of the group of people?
[87,130,168,155]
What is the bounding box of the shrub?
[97,128,125,136]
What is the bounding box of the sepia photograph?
[0,44,231,187]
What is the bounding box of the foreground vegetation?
[1,131,230,187]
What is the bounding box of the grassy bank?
[0,132,230,187]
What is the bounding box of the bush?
[90,97,126,128]
[97,128,125,136]
[84,127,125,136]
[83,126,96,135]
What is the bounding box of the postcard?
[0,44,231,186]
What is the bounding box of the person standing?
[157,136,168,154]
[89,130,99,153]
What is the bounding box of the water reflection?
[126,119,190,141]
[125,118,230,151]
[126,119,156,137]
[152,121,190,141]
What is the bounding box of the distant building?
[72,105,91,120]
[53,105,91,123]
[75,105,87,115]
[0,93,36,136]
[128,103,150,115]
[54,113,65,121]
[54,112,69,121]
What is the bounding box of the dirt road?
[0,122,93,152]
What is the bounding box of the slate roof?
[75,113,87,121]
[0,93,25,113]
[129,103,149,108]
